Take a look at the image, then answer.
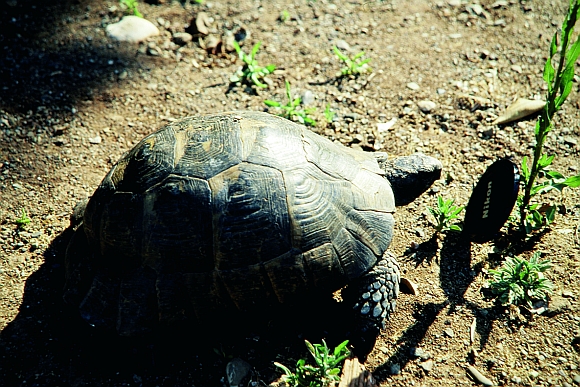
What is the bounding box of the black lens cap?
[463,159,520,243]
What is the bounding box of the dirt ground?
[1,0,580,386]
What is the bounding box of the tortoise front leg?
[349,251,400,361]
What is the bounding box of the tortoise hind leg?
[347,251,400,361]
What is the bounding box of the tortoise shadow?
[0,225,356,386]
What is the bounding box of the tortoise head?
[377,152,443,206]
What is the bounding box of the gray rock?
[106,16,160,43]
[226,358,251,387]
[389,363,401,375]
[417,100,437,113]
[443,328,454,338]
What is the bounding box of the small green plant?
[274,340,350,387]
[120,0,143,18]
[488,252,554,307]
[323,104,335,123]
[230,41,276,89]
[15,209,31,228]
[332,46,372,76]
[518,0,580,234]
[427,196,464,233]
[265,80,317,126]
[280,10,290,22]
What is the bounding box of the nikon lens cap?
[463,159,520,243]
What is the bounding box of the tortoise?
[63,111,441,357]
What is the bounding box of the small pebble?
[106,16,160,43]
[573,373,580,384]
[172,32,193,45]
[529,370,539,379]
[443,328,454,338]
[420,359,434,372]
[406,82,420,90]
[417,100,437,113]
[410,347,425,358]
[226,358,251,387]
[88,135,102,144]
[300,90,315,105]
[334,39,350,50]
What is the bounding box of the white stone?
[417,100,437,113]
[106,16,160,43]
[406,82,420,90]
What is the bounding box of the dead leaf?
[400,277,419,295]
[339,357,377,387]
[492,98,545,125]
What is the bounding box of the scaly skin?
[350,251,400,360]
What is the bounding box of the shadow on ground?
[374,232,504,380]
[0,0,144,123]
[0,223,358,386]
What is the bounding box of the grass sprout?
[15,209,31,228]
[120,0,143,17]
[324,104,335,123]
[333,46,372,76]
[230,41,276,89]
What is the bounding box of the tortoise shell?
[64,111,395,335]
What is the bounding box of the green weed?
[264,80,317,126]
[332,46,372,76]
[517,0,580,234]
[15,209,31,228]
[230,41,276,89]
[488,252,553,307]
[280,10,290,22]
[427,196,464,233]
[323,104,334,123]
[119,0,142,18]
[274,340,350,387]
